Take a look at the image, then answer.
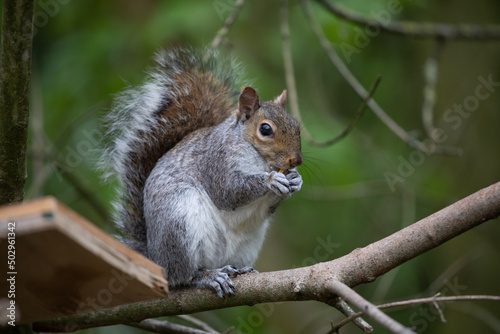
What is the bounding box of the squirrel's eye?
[259,123,273,137]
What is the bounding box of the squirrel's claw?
[191,269,235,298]
[219,264,258,276]
[211,273,235,298]
[286,170,303,193]
[267,171,291,196]
[237,266,259,274]
[192,266,259,298]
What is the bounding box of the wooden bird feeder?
[0,197,168,325]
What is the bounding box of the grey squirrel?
[102,47,303,297]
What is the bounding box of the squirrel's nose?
[288,153,303,168]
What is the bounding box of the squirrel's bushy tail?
[101,48,247,253]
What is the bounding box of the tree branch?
[210,0,246,49]
[301,0,461,156]
[325,280,414,334]
[0,0,35,205]
[279,0,312,144]
[280,0,379,148]
[34,181,500,332]
[333,181,500,287]
[316,0,500,40]
[332,294,500,332]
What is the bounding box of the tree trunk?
[0,0,35,205]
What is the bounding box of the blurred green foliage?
[7,0,500,332]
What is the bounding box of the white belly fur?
[183,188,272,270]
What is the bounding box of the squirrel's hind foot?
[191,265,258,298]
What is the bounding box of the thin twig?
[40,135,112,224]
[26,102,105,199]
[421,40,442,140]
[281,0,377,147]
[316,0,500,40]
[129,318,215,334]
[420,38,462,159]
[301,0,460,155]
[332,295,500,331]
[431,296,447,323]
[324,75,381,146]
[327,280,415,334]
[210,0,246,49]
[380,295,500,310]
[280,0,312,143]
[53,102,105,151]
[26,150,56,199]
[221,327,235,334]
[329,298,373,333]
[177,315,220,334]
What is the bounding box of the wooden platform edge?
[0,197,168,296]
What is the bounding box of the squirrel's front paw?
[286,170,303,193]
[267,171,290,196]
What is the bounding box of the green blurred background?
[10,0,500,332]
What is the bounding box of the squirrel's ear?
[274,90,287,108]
[238,86,260,120]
